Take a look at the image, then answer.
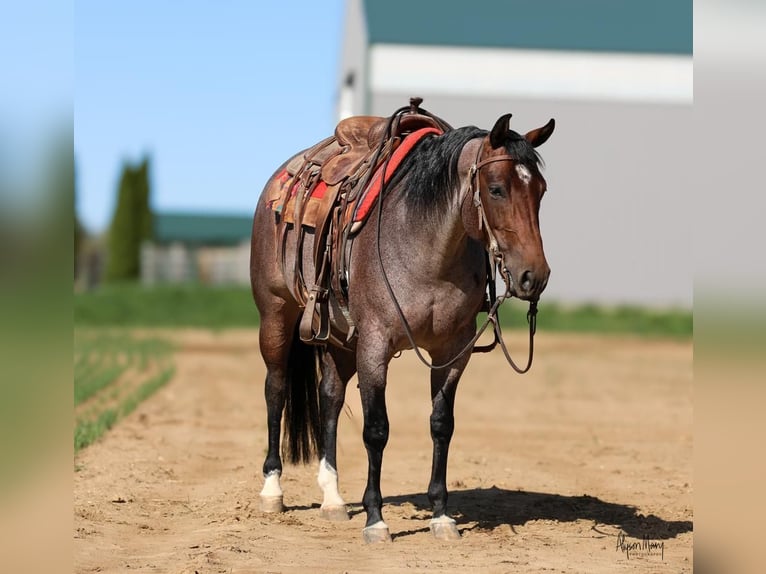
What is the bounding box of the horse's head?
[474,113,555,301]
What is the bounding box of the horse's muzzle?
[506,265,550,300]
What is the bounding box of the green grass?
[75,283,259,328]
[74,333,174,405]
[74,331,175,452]
[74,367,175,452]
[75,283,691,339]
[495,300,692,339]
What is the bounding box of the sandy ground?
[74,329,692,573]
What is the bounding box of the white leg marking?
[317,457,346,507]
[430,515,456,525]
[260,470,283,498]
[515,164,532,184]
[364,520,389,530]
[429,514,460,540]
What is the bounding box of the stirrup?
[299,287,330,343]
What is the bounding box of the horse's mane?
[389,125,543,221]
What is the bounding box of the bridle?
[471,145,515,289]
[466,142,538,373]
[374,119,538,373]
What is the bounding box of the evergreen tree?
[105,156,154,281]
[135,158,154,245]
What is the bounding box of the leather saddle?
[270,99,451,347]
[324,113,441,185]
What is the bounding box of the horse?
[250,105,555,543]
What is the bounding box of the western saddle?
[268,98,451,348]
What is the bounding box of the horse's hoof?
[260,495,284,513]
[320,505,350,521]
[362,521,392,544]
[430,516,461,540]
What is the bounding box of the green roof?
[153,212,252,246]
[364,0,692,55]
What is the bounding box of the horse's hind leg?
[426,340,473,541]
[316,347,356,521]
[258,308,299,513]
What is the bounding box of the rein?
[373,106,538,373]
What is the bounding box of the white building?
[338,0,693,308]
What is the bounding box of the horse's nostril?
[520,270,533,292]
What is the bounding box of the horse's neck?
[408,138,485,277]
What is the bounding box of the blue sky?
[75,1,344,233]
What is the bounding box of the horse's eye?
[488,185,504,198]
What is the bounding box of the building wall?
[368,92,692,308]
[337,0,368,119]
[141,242,251,286]
[338,1,692,307]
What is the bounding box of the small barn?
[141,212,252,285]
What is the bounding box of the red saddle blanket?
[273,126,441,228]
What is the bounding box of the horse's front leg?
[317,347,356,521]
[357,337,392,543]
[427,341,472,540]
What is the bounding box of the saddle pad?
[352,126,442,224]
[270,126,442,228]
[270,173,328,214]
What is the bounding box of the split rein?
[373,105,538,373]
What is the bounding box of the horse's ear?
[489,113,513,149]
[524,118,555,148]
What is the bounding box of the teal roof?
[364,0,692,55]
[154,212,252,246]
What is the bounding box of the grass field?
[75,284,259,328]
[75,283,691,338]
[74,331,175,452]
[496,299,692,339]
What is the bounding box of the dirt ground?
[74,329,692,573]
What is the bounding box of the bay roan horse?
[250,110,555,542]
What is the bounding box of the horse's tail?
[282,327,323,464]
